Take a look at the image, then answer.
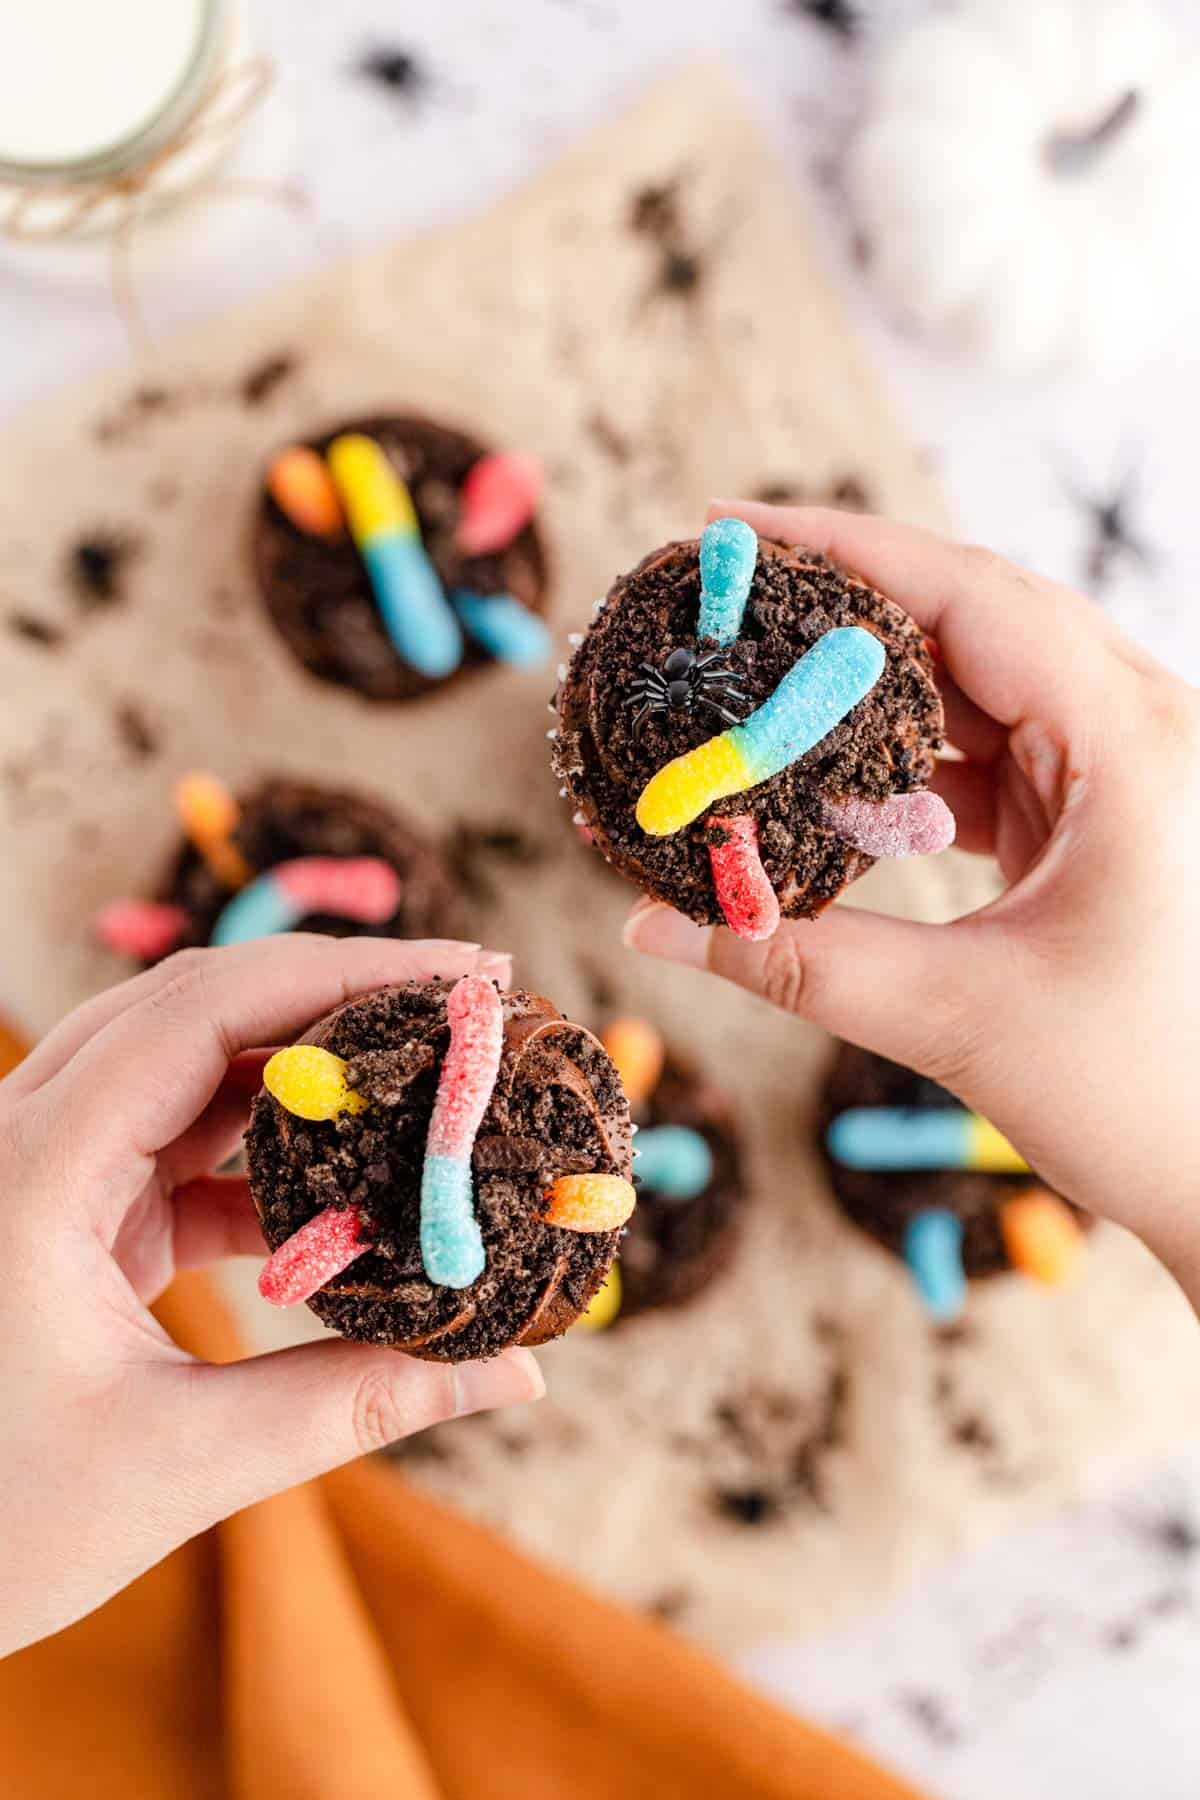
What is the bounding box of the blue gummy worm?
[903,1209,966,1321]
[363,535,463,678]
[420,1153,486,1289]
[732,626,885,781]
[452,589,552,668]
[826,1107,970,1172]
[633,1125,715,1201]
[697,517,758,645]
[210,876,298,947]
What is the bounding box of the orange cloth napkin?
[0,1026,925,1800]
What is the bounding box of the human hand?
[624,502,1200,1298]
[0,935,543,1658]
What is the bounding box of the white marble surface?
[2,3,1199,1794]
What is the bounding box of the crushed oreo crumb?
[241,352,298,407]
[8,613,62,648]
[69,534,137,609]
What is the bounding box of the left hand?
[0,934,543,1659]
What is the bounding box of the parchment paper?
[1,66,1195,1655]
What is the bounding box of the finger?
[706,501,1124,735]
[169,1174,265,1267]
[929,759,997,855]
[38,937,511,1221]
[938,672,1007,763]
[623,899,992,1082]
[156,1051,272,1190]
[4,954,212,1100]
[154,1339,544,1530]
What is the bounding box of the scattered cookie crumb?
[68,533,139,609]
[355,45,429,102]
[646,1587,691,1623]
[240,352,298,407]
[8,612,62,648]
[896,1689,962,1747]
[113,701,158,758]
[783,0,861,40]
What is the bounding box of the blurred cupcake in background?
[255,414,551,702]
[578,1016,747,1331]
[95,773,459,963]
[820,1042,1090,1322]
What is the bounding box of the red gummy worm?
[272,857,402,924]
[425,974,504,1160]
[708,813,780,941]
[258,1205,370,1305]
[95,900,189,960]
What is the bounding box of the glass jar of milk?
[0,0,292,279]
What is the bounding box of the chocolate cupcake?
[553,518,954,939]
[246,980,636,1361]
[255,414,551,702]
[95,774,457,963]
[821,1043,1088,1320]
[582,1018,745,1326]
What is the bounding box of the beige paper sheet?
[1,66,1195,1655]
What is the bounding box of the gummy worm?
[419,975,504,1288]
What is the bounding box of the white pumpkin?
[846,0,1200,368]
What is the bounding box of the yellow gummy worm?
[326,434,418,543]
[967,1116,1030,1173]
[264,1045,367,1122]
[575,1261,623,1332]
[636,735,749,838]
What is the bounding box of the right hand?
[624,503,1200,1302]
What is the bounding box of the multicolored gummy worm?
[636,621,887,838]
[826,1103,1083,1316]
[618,520,954,940]
[327,433,464,679]
[95,774,406,959]
[418,975,504,1289]
[826,1107,1030,1174]
[267,438,548,672]
[258,981,637,1307]
[210,858,401,947]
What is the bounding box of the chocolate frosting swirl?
[246,983,632,1362]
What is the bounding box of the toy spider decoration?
[626,646,748,743]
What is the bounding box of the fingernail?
[475,950,513,987]
[621,902,711,968]
[417,939,482,955]
[453,1349,545,1418]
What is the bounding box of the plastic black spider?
[625,646,749,743]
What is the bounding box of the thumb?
[623,899,985,1085]
[158,1337,543,1529]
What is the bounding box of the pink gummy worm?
[708,813,781,942]
[258,1205,370,1306]
[823,792,956,858]
[95,899,189,960]
[456,452,543,556]
[272,857,402,923]
[425,974,504,1161]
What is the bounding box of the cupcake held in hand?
[256,414,551,702]
[245,979,635,1361]
[553,518,954,940]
